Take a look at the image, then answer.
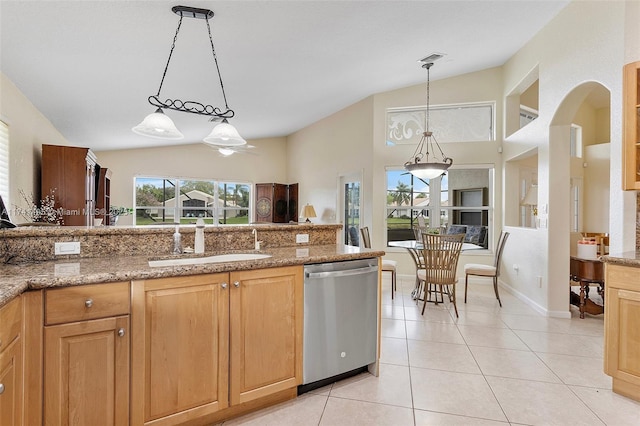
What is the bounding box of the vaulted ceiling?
[0,1,569,151]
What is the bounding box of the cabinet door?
[229,266,303,405]
[44,315,129,426]
[131,274,229,426]
[0,338,22,426]
[605,287,640,387]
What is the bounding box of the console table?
[569,256,604,318]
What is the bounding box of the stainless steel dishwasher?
[302,258,378,387]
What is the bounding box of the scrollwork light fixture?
[404,59,452,180]
[133,5,245,145]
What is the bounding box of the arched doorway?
[547,82,611,315]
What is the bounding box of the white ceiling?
[0,0,569,152]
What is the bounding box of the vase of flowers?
[17,189,64,225]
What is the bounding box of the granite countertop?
[600,251,640,267]
[0,244,385,307]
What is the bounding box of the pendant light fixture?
[404,59,453,180]
[133,5,245,145]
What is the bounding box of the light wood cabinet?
[131,266,303,425]
[44,316,130,426]
[131,273,230,426]
[604,263,640,402]
[0,296,23,426]
[229,266,303,405]
[43,283,131,426]
[622,61,640,190]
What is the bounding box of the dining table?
[388,240,484,252]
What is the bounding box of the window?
[570,124,582,158]
[386,102,494,146]
[134,177,251,225]
[386,166,493,248]
[0,121,9,207]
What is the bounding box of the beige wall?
[287,96,375,225]
[95,137,288,226]
[500,0,628,316]
[0,72,72,220]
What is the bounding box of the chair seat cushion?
[464,263,496,276]
[382,259,397,271]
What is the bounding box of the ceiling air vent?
[418,53,445,64]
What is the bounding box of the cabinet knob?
[233,281,240,288]
[0,383,4,395]
[117,328,125,337]
[85,299,93,308]
[221,282,228,289]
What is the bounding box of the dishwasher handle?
[305,265,378,279]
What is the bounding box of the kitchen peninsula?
[0,224,385,426]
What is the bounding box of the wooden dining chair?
[360,227,397,299]
[417,233,465,317]
[464,231,510,307]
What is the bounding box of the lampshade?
[300,204,317,223]
[132,108,184,140]
[405,160,453,180]
[522,184,538,216]
[203,120,247,146]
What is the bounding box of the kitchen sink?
[148,253,272,267]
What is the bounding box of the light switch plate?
[296,234,309,244]
[55,241,80,255]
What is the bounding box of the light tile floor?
[222,276,640,425]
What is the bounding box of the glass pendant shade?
[132,108,184,140]
[203,121,246,146]
[218,147,235,156]
[405,161,451,180]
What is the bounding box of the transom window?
[386,102,494,146]
[134,177,251,225]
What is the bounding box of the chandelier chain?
[206,18,230,111]
[156,14,183,97]
[146,7,234,119]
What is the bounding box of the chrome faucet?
[252,228,261,251]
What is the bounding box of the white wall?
[500,0,629,316]
[0,72,72,221]
[584,143,611,233]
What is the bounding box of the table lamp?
[300,204,317,223]
[521,184,538,216]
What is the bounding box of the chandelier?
[132,5,245,146]
[404,60,452,179]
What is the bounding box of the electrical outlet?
[296,234,309,244]
[55,241,80,255]
[537,276,543,288]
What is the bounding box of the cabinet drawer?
[606,264,640,291]
[45,282,130,325]
[0,297,22,351]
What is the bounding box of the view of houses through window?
[386,167,493,249]
[134,177,251,225]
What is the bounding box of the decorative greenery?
[17,189,64,225]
